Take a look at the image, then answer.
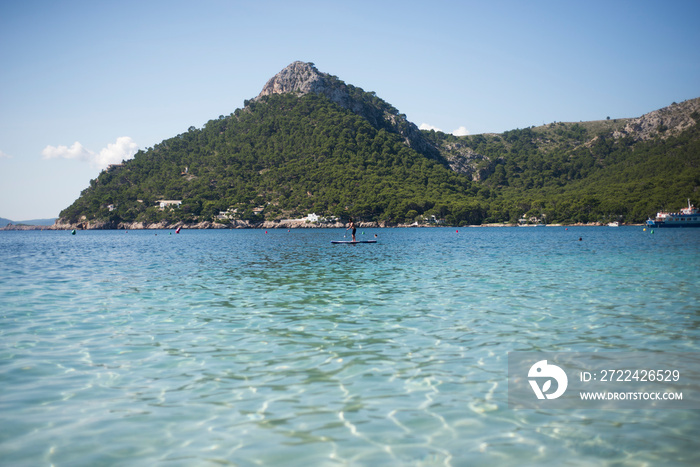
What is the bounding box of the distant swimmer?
[346,219,357,242]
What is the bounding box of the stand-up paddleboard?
[331,240,377,244]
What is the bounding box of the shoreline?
[1,221,642,231]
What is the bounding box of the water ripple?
[0,228,698,465]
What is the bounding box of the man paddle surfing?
[346,219,357,242]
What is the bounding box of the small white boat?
[607,221,619,227]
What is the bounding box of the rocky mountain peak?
[253,61,442,161]
[257,61,328,98]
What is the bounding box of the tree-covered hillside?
[60,93,484,226]
[58,61,700,227]
[427,108,700,224]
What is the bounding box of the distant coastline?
[0,218,57,228]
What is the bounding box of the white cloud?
[419,123,443,132]
[452,126,470,136]
[0,149,11,159]
[95,137,139,168]
[41,141,93,162]
[420,123,470,136]
[41,137,139,169]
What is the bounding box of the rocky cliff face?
[442,142,500,181]
[614,97,700,141]
[255,61,441,159]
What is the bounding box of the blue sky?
[1,0,698,220]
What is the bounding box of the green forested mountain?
[428,103,700,224]
[58,62,700,227]
[60,92,481,226]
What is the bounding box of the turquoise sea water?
[1,227,698,466]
